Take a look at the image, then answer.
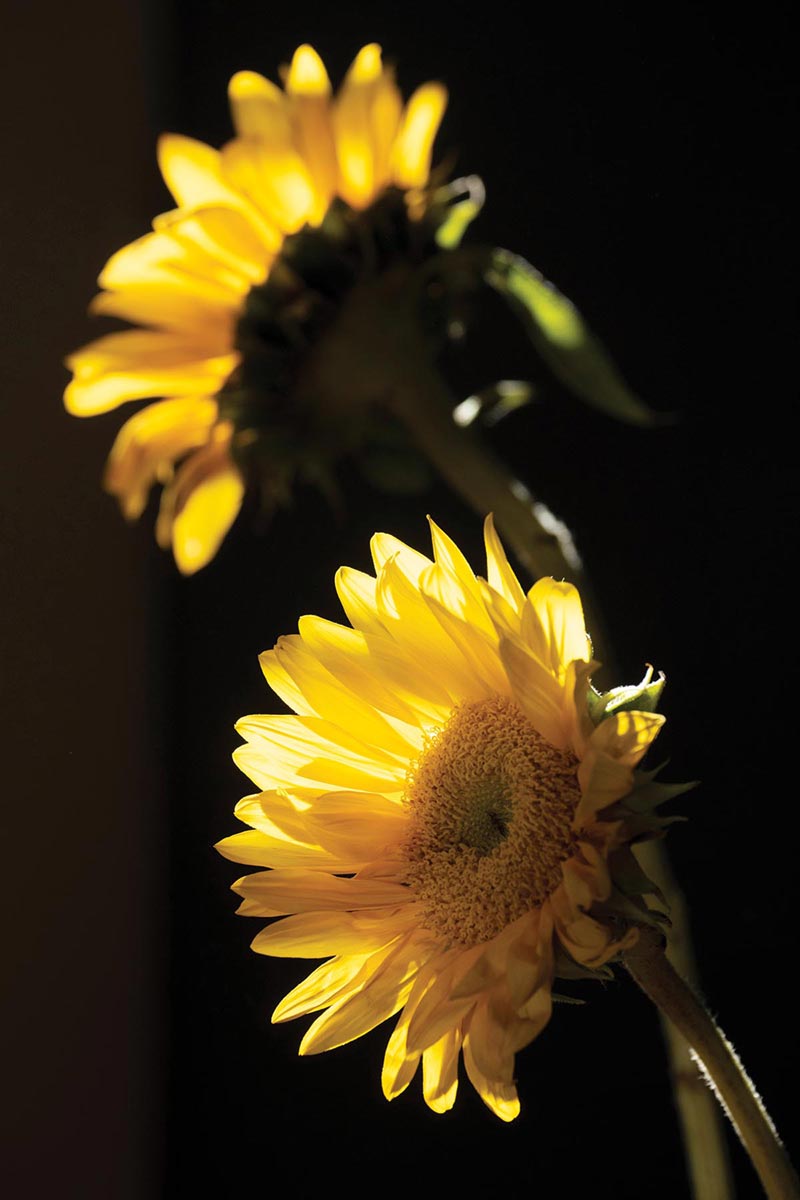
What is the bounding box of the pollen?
[402,695,581,946]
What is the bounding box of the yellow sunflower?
[64,45,448,574]
[217,517,671,1119]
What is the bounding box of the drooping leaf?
[486,249,656,426]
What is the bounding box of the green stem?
[390,367,613,669]
[393,363,736,1200]
[625,928,799,1200]
[637,839,736,1199]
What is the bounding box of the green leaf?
[433,176,485,250]
[486,249,656,426]
[452,380,534,428]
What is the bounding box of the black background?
[2,3,797,1197]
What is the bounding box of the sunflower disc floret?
[217,516,674,1120]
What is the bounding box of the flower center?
[401,695,581,947]
[216,184,472,499]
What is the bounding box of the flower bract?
[217,517,673,1119]
[64,45,448,573]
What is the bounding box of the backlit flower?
[217,517,674,1119]
[64,45,448,573]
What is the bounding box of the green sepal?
[587,665,665,725]
[553,945,613,983]
[623,768,698,815]
[485,249,655,426]
[452,380,535,428]
[432,175,485,250]
[608,846,667,907]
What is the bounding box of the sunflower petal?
[299,932,435,1054]
[422,1027,462,1113]
[392,82,448,189]
[232,868,411,917]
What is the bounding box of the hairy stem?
[625,928,798,1200]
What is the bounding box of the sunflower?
[217,517,673,1119]
[64,45,448,573]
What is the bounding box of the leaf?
[433,175,486,250]
[486,249,656,426]
[451,380,534,428]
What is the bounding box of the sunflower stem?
[625,927,799,1200]
[636,840,736,1200]
[390,368,613,666]
[393,364,735,1200]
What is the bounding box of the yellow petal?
[104,395,218,518]
[232,868,411,917]
[405,961,478,1054]
[333,43,385,208]
[234,789,323,841]
[382,1011,422,1101]
[551,885,634,967]
[234,712,407,788]
[221,137,316,234]
[334,566,386,637]
[98,230,247,303]
[158,133,247,210]
[370,72,403,191]
[422,1027,461,1113]
[575,710,665,825]
[467,988,549,1080]
[251,906,414,958]
[561,844,612,910]
[225,71,318,230]
[234,786,409,866]
[155,430,244,573]
[258,642,318,717]
[296,791,410,860]
[421,565,507,697]
[462,1030,520,1122]
[376,558,481,701]
[89,287,235,346]
[287,45,331,96]
[392,82,448,189]
[428,518,497,634]
[497,635,570,749]
[65,332,236,417]
[298,614,452,727]
[483,514,526,614]
[266,634,419,757]
[286,45,337,224]
[371,530,433,578]
[153,204,276,282]
[215,828,346,871]
[272,952,373,1023]
[522,578,591,682]
[299,932,434,1055]
[67,328,223,371]
[228,70,285,139]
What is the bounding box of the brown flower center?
[401,695,581,946]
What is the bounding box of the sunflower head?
[64,45,455,573]
[217,517,684,1119]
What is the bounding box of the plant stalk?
[625,928,798,1200]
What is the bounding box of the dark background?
[2,3,797,1197]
